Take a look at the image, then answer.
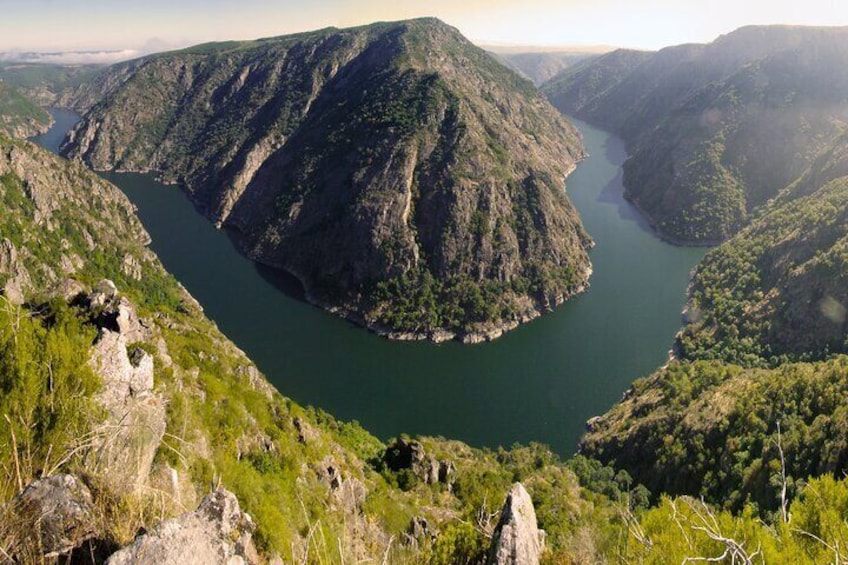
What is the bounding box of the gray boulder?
[487,483,545,565]
[106,489,259,565]
[11,474,95,559]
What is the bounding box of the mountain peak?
[63,19,591,342]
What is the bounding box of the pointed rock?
[487,483,545,565]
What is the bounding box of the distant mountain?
[62,18,592,342]
[0,81,51,137]
[488,50,603,86]
[543,25,848,243]
[0,62,105,109]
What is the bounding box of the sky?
[2,0,848,55]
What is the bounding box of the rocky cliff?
[61,18,592,342]
[543,25,848,243]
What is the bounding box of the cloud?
[0,50,140,65]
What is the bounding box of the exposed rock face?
[11,474,95,559]
[106,489,259,565]
[87,279,154,343]
[0,133,152,302]
[0,237,31,304]
[487,483,545,565]
[62,18,592,341]
[87,282,165,492]
[543,25,848,243]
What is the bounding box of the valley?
[37,109,704,454]
[3,11,848,564]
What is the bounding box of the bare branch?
[772,420,789,524]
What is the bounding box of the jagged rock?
[0,238,19,274]
[438,460,456,492]
[89,327,165,491]
[89,279,118,307]
[52,278,87,302]
[0,237,31,305]
[11,474,95,559]
[84,280,153,342]
[237,364,275,400]
[585,416,603,432]
[321,459,344,491]
[404,516,436,548]
[315,455,367,517]
[293,417,318,445]
[236,432,275,461]
[106,489,259,565]
[121,253,143,280]
[92,330,154,402]
[59,253,84,275]
[487,483,545,565]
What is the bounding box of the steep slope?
[0,81,51,138]
[542,48,654,131]
[677,175,848,366]
[581,357,848,515]
[543,25,848,243]
[62,18,592,342]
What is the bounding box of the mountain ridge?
[61,18,593,343]
[543,24,848,244]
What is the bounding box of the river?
[35,109,706,455]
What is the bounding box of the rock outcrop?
[384,438,455,489]
[62,18,592,342]
[0,132,152,303]
[106,488,259,565]
[0,237,31,304]
[87,281,166,492]
[487,483,545,565]
[7,475,95,560]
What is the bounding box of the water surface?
[36,111,706,454]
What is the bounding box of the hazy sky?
[2,0,848,53]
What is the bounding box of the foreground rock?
[9,475,95,560]
[487,483,545,565]
[106,489,259,565]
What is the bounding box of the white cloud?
[0,50,140,65]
